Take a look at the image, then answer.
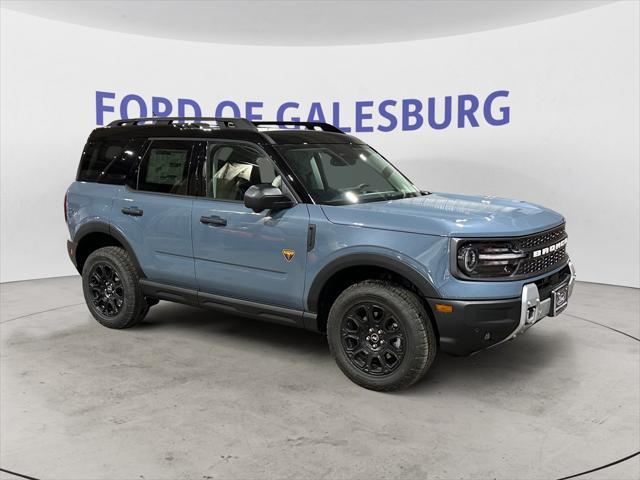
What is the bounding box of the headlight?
[454,240,527,278]
[458,246,479,273]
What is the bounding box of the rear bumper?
[67,240,77,268]
[428,261,576,356]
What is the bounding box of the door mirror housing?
[244,184,294,213]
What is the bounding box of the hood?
[320,192,565,237]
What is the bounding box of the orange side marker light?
[435,304,454,313]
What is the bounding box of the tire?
[327,280,437,391]
[81,246,149,329]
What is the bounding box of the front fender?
[305,246,442,313]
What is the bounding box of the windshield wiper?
[381,192,407,201]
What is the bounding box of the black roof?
[263,130,364,145]
[89,117,364,145]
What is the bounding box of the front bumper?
[428,261,576,356]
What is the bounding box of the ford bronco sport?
[66,117,576,391]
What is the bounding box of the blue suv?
[66,117,576,391]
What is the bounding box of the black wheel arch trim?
[306,253,441,313]
[72,221,146,276]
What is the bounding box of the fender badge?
[282,248,295,262]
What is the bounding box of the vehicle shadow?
[412,330,573,395]
[138,301,573,394]
[138,301,330,358]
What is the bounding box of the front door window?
[205,144,279,201]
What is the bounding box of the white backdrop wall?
[1,2,639,287]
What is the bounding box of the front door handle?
[200,215,227,227]
[121,206,143,217]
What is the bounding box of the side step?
[139,279,314,329]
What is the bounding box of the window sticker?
[146,149,187,185]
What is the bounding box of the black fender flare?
[73,221,145,276]
[306,253,441,313]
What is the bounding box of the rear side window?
[76,138,142,184]
[136,140,195,195]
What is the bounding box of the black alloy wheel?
[340,302,406,376]
[88,262,125,317]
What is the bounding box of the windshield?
[275,144,421,205]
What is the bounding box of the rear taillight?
[64,192,69,224]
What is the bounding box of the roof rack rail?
[252,121,344,134]
[107,117,257,130]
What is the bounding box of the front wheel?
[327,280,437,391]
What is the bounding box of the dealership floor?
[1,277,638,480]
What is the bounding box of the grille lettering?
[532,238,567,258]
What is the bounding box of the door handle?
[121,206,143,217]
[200,215,227,226]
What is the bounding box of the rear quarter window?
[76,138,143,184]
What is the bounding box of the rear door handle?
[200,215,227,227]
[121,206,143,217]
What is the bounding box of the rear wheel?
[82,246,149,329]
[327,280,436,391]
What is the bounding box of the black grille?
[518,246,568,276]
[513,225,568,278]
[516,225,566,250]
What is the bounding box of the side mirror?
[244,184,294,213]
